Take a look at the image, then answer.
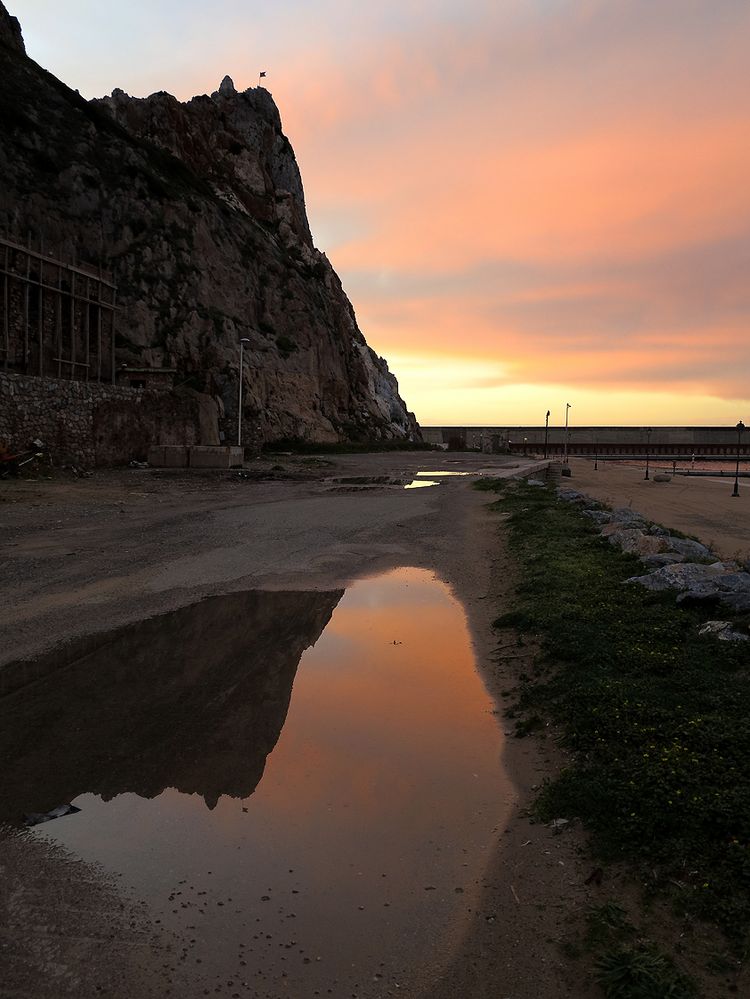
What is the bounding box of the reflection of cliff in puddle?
[11,569,507,999]
[0,588,342,818]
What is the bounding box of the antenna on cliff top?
[258,71,267,86]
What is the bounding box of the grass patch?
[481,480,750,946]
[474,476,509,491]
[562,900,701,997]
[595,943,697,999]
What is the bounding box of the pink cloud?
[17,0,750,423]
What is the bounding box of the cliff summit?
[0,2,420,446]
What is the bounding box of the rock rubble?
[555,486,750,639]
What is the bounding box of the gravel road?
[0,451,586,999]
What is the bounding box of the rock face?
[0,0,22,52]
[0,4,420,446]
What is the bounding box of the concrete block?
[148,445,189,468]
[164,446,189,468]
[188,445,243,469]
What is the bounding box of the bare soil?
[0,451,591,998]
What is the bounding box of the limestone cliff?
[0,4,420,446]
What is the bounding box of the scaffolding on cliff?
[0,235,117,383]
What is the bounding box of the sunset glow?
[17,0,750,425]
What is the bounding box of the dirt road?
[0,451,586,999]
[2,453,514,665]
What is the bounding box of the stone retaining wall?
[0,372,219,468]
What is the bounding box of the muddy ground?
[1,451,594,999]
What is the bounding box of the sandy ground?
[566,457,750,561]
[0,451,591,998]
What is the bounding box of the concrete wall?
[423,425,750,456]
[0,372,219,468]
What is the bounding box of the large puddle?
[403,478,439,489]
[2,569,506,997]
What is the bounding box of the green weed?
[481,481,750,941]
[585,901,636,949]
[595,944,697,999]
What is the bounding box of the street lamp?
[237,337,251,448]
[563,403,571,465]
[732,420,745,497]
[544,410,550,459]
[644,428,652,480]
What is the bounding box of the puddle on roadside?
[415,471,475,478]
[404,469,479,488]
[2,569,507,998]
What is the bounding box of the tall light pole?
[563,403,571,465]
[732,420,745,497]
[237,337,251,448]
[544,410,550,459]
[644,428,652,480]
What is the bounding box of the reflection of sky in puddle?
[30,569,507,998]
[403,478,439,489]
[415,470,475,477]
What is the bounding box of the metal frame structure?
[0,235,117,382]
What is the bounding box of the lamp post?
[544,410,550,459]
[644,428,652,480]
[237,337,251,448]
[563,403,571,465]
[732,420,745,497]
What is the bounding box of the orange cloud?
[18,0,750,425]
[318,113,750,271]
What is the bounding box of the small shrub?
[595,944,697,999]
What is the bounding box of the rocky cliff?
[0,4,420,446]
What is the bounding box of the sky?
[13,0,750,426]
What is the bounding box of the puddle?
[2,569,507,997]
[414,471,475,477]
[404,469,478,488]
[328,475,440,491]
